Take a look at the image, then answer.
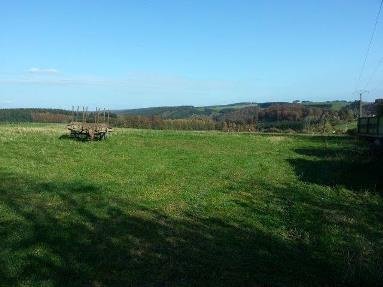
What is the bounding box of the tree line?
[0,101,374,133]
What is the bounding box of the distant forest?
[0,101,377,133]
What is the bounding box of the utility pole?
[359,92,364,118]
[357,90,369,118]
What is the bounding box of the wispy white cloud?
[27,67,59,74]
[0,72,242,94]
[2,100,13,104]
[0,71,262,108]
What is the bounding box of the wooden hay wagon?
[67,122,112,140]
[67,107,112,140]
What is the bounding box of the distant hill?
[0,108,117,123]
[300,100,350,111]
[1,100,367,130]
[0,108,72,123]
[201,102,258,111]
[114,106,210,119]
[114,102,259,119]
[114,101,353,119]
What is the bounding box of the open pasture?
[0,124,382,286]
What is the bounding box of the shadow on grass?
[0,169,382,286]
[58,134,73,140]
[230,178,383,286]
[58,134,96,142]
[59,134,93,142]
[289,145,383,192]
[0,171,289,286]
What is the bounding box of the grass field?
[334,120,358,133]
[0,124,382,286]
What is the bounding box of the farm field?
[0,124,382,286]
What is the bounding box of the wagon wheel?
[88,129,95,140]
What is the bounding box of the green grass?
[334,120,358,132]
[302,100,350,111]
[0,124,382,286]
[198,102,258,111]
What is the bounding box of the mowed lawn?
[0,124,382,286]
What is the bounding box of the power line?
[363,56,383,90]
[356,0,383,90]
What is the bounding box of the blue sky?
[1,0,382,109]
